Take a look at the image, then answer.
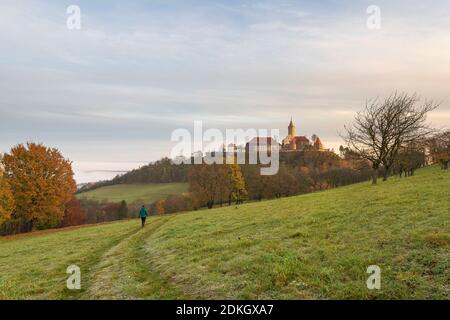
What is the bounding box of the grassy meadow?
[0,165,448,299]
[76,182,188,203]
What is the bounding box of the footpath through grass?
[85,217,186,299]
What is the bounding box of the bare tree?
[342,92,438,184]
[429,130,450,169]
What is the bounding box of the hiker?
[139,205,148,227]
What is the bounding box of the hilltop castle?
[201,118,328,160]
[244,118,326,154]
[281,118,325,151]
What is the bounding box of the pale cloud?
[1,0,449,182]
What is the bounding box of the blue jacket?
[139,207,148,218]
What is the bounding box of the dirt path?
[85,216,186,299]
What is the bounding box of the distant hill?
[77,157,189,193]
[2,165,448,299]
[76,182,188,203]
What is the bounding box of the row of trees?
[74,199,131,225]
[342,92,445,184]
[149,194,195,215]
[176,151,373,211]
[429,130,450,170]
[188,161,247,209]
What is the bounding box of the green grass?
[1,165,448,299]
[76,182,188,203]
[0,220,139,299]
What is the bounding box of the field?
[0,165,448,299]
[76,182,188,203]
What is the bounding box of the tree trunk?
[382,166,390,181]
[371,168,378,185]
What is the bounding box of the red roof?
[292,136,309,142]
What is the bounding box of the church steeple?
[288,117,296,137]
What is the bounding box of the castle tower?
[314,136,324,151]
[288,117,296,137]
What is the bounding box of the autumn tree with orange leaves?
[2,143,76,230]
[0,165,15,224]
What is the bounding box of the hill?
[76,182,188,203]
[0,165,448,299]
[76,158,189,194]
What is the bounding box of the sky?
[1,0,449,183]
